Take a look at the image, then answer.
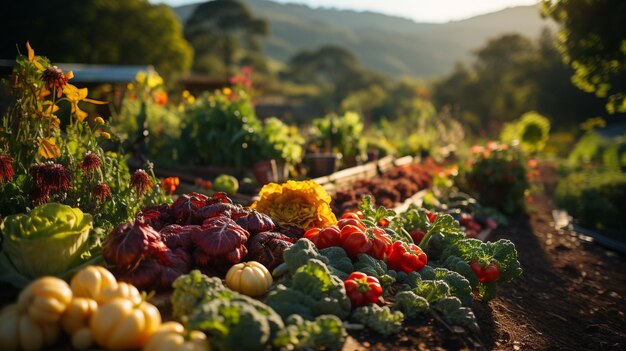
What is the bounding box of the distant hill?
[174,0,555,78]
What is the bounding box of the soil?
[344,165,626,351]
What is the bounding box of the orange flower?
[162,177,180,195]
[252,180,337,230]
[63,84,107,122]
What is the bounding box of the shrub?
[554,171,626,238]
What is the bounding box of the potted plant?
[306,112,366,176]
[259,117,305,182]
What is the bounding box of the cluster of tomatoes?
[304,211,428,274]
[459,213,483,239]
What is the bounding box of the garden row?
[0,45,527,350]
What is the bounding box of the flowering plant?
[251,180,337,230]
[0,43,168,230]
[460,142,528,214]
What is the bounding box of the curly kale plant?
[351,305,404,337]
[273,314,347,351]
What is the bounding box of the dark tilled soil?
[345,166,626,350]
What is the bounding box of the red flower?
[130,169,153,196]
[78,152,102,175]
[93,183,112,202]
[0,154,14,183]
[29,162,71,192]
[161,177,179,195]
[41,65,71,96]
[29,186,50,206]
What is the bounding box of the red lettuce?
[168,192,209,225]
[194,202,247,223]
[191,217,250,268]
[137,204,170,230]
[159,224,200,251]
[244,231,294,270]
[235,210,276,235]
[103,220,169,268]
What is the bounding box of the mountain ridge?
[173,0,555,78]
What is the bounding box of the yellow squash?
[17,276,72,324]
[143,321,210,351]
[70,265,117,302]
[61,297,98,334]
[90,297,161,350]
[98,281,142,305]
[0,304,61,351]
[225,261,273,297]
[71,327,94,350]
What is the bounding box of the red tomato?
[426,212,438,223]
[304,225,341,249]
[344,272,383,307]
[340,225,371,258]
[366,227,393,260]
[409,229,426,244]
[341,211,364,220]
[337,218,366,231]
[387,241,428,273]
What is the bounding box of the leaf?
[26,41,34,61]
[38,137,60,159]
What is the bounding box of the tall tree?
[184,0,268,75]
[542,0,626,113]
[0,0,193,78]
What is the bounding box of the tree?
[542,0,626,113]
[284,45,385,111]
[0,0,193,78]
[184,0,268,75]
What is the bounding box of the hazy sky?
[153,0,539,23]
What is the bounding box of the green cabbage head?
[1,203,93,278]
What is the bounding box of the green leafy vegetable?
[351,305,404,336]
[172,269,284,350]
[171,269,235,321]
[392,291,429,319]
[414,279,451,303]
[441,238,522,301]
[267,259,351,320]
[0,203,93,279]
[278,238,352,280]
[432,296,480,333]
[418,267,473,306]
[419,214,465,260]
[187,299,272,351]
[273,314,347,351]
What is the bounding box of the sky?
[153,0,539,23]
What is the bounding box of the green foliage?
[308,112,367,161]
[188,300,272,351]
[259,117,305,168]
[392,291,429,319]
[460,145,529,214]
[266,259,351,320]
[542,0,626,113]
[555,171,626,237]
[171,270,235,321]
[273,314,347,351]
[318,246,354,280]
[2,0,192,78]
[173,270,284,351]
[418,267,473,307]
[432,297,479,333]
[500,111,551,153]
[351,305,404,337]
[178,89,264,172]
[185,0,267,75]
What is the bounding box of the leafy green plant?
[500,111,551,153]
[259,117,305,172]
[460,143,529,214]
[0,44,167,230]
[178,88,265,172]
[555,171,626,238]
[308,111,367,162]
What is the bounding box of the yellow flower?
[252,180,337,230]
[38,137,60,159]
[222,87,232,96]
[94,116,105,125]
[63,84,107,122]
[100,132,111,139]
